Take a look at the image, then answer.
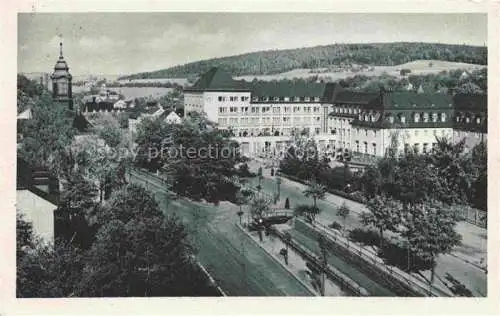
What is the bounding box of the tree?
[77,185,218,296]
[360,195,402,247]
[276,176,282,201]
[294,204,321,223]
[303,181,327,209]
[250,197,271,220]
[317,234,328,296]
[234,191,246,225]
[257,167,264,193]
[401,201,462,295]
[19,92,76,180]
[336,202,351,234]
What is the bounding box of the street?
[246,160,487,297]
[130,171,313,296]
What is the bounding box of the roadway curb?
[235,223,318,296]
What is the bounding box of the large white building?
[184,68,487,158]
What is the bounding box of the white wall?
[17,190,57,245]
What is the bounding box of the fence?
[458,207,487,228]
[294,219,451,297]
[269,226,368,296]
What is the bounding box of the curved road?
[130,171,313,296]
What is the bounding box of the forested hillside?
[120,42,487,80]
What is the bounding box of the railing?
[458,206,487,228]
[296,219,451,297]
[269,226,368,296]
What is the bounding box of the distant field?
[234,60,486,82]
[73,86,173,99]
[117,78,189,86]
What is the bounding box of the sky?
[18,13,487,77]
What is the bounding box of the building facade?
[50,42,73,110]
[184,68,487,158]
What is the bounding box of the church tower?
[50,42,73,110]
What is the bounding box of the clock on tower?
[50,42,73,110]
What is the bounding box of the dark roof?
[188,67,249,91]
[335,91,380,105]
[452,94,487,112]
[382,92,453,109]
[322,83,343,102]
[250,80,326,98]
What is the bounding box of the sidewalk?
[247,159,487,296]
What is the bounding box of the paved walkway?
[247,160,487,297]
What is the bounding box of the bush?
[348,228,381,247]
[328,221,342,231]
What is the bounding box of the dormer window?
[294,96,300,102]
[441,113,446,122]
[252,96,258,102]
[432,113,438,122]
[305,97,310,102]
[284,97,290,102]
[465,117,470,123]
[314,97,320,102]
[423,113,429,123]
[401,116,406,123]
[388,116,394,124]
[476,117,481,124]
[273,97,280,102]
[414,113,420,123]
[456,116,461,123]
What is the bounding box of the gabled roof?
[188,67,249,91]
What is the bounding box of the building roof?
[322,83,343,102]
[335,91,380,105]
[250,80,326,98]
[452,94,487,112]
[188,67,249,91]
[382,92,453,109]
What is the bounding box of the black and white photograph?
[9,4,492,306]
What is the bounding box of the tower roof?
[51,42,72,79]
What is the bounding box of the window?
[314,97,320,102]
[315,128,320,135]
[388,116,394,124]
[423,143,428,154]
[316,116,321,121]
[423,113,429,123]
[356,141,360,152]
[314,107,320,112]
[364,142,368,154]
[432,113,438,122]
[401,116,406,123]
[305,97,311,102]
[465,117,470,123]
[372,143,376,156]
[414,113,420,123]
[476,117,481,124]
[441,113,446,122]
[365,129,368,136]
[456,116,461,123]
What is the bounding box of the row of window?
[228,127,323,137]
[218,96,250,102]
[456,115,483,124]
[218,116,321,125]
[218,105,321,114]
[251,96,321,102]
